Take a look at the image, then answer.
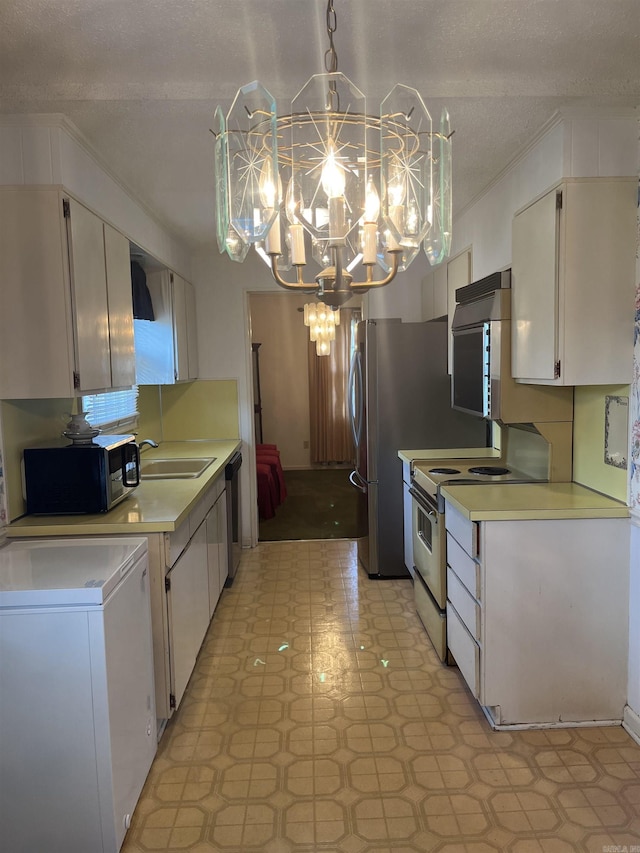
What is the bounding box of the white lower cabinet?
[167,522,209,709]
[445,500,629,728]
[217,490,229,592]
[206,487,227,618]
[143,475,227,721]
[447,600,480,699]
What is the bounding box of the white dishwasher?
[0,537,157,853]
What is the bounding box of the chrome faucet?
[138,438,159,449]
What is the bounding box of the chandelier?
[303,301,340,355]
[213,0,452,309]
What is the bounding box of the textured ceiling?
[1,0,639,249]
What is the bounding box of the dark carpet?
[259,467,363,541]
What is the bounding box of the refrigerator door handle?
[348,350,357,448]
[349,469,367,494]
[348,350,363,450]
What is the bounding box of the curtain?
[308,310,357,464]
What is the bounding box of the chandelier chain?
[324,0,338,73]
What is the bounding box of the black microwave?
[23,435,140,515]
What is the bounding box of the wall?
[136,386,163,443]
[626,147,640,741]
[573,384,631,503]
[0,397,73,521]
[367,254,428,321]
[160,381,239,441]
[249,292,312,469]
[0,429,7,540]
[137,381,240,444]
[191,247,278,546]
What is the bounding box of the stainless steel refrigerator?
[348,318,488,578]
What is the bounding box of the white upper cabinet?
[134,269,198,385]
[172,273,190,382]
[0,188,135,399]
[66,197,112,391]
[433,264,448,320]
[172,273,198,382]
[421,270,434,321]
[104,223,136,388]
[421,263,448,323]
[511,178,637,385]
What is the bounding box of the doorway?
[248,292,361,541]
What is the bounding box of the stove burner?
[428,467,461,475]
[468,465,511,476]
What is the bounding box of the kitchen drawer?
[166,517,190,568]
[445,501,479,557]
[189,494,209,538]
[414,573,447,662]
[447,567,481,641]
[447,532,481,599]
[447,601,480,699]
[189,477,225,538]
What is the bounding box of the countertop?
[6,440,241,538]
[441,481,630,521]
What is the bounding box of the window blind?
[82,387,139,432]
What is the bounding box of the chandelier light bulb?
[259,157,280,210]
[362,175,380,264]
[321,142,346,200]
[386,167,406,251]
[364,175,380,223]
[388,171,406,207]
[285,177,304,225]
[285,177,307,264]
[259,158,282,255]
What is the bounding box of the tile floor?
[122,540,640,853]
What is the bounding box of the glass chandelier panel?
[214,106,250,263]
[226,81,279,246]
[424,109,453,265]
[380,85,433,254]
[290,73,368,249]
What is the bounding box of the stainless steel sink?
[140,457,216,479]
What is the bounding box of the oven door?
[409,485,446,608]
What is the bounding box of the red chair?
[256,449,287,504]
[256,462,278,520]
[257,444,279,453]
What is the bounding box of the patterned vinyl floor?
[122,540,640,853]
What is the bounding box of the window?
[82,387,139,432]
